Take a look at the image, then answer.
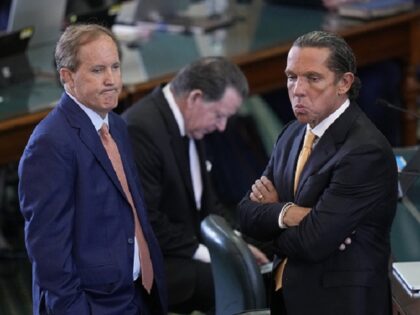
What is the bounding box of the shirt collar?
[309,99,350,139]
[163,83,186,136]
[66,91,109,132]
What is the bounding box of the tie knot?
[303,130,316,149]
[100,123,110,137]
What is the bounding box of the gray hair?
[55,24,120,73]
[293,30,361,101]
[171,56,249,102]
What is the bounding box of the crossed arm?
[250,176,310,227]
[249,176,352,250]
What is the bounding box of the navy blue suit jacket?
[240,103,398,315]
[18,93,167,315]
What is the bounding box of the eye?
[91,67,103,74]
[112,63,120,71]
[286,74,297,82]
[307,75,320,82]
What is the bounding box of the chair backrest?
[201,214,267,315]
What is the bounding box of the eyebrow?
[284,70,323,77]
[306,71,323,78]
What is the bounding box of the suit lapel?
[154,88,196,203]
[285,126,305,199]
[58,93,127,199]
[172,135,194,196]
[295,133,337,198]
[295,103,360,198]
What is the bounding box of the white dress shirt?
[162,84,210,263]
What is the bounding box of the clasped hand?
[250,175,279,203]
[249,176,352,251]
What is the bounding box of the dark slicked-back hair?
[55,24,120,74]
[293,30,361,101]
[171,56,249,102]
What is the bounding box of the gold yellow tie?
[100,123,154,293]
[275,129,316,291]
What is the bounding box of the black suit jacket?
[122,86,223,303]
[239,103,398,315]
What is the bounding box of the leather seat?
[201,214,270,315]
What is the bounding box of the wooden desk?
[1,2,419,166]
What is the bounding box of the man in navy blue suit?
[18,24,166,315]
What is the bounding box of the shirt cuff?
[193,243,211,263]
[278,202,295,229]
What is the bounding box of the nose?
[292,77,306,96]
[104,68,115,85]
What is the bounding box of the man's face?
[184,87,242,139]
[61,35,122,117]
[285,46,353,128]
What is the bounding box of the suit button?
[128,238,134,244]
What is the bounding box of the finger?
[251,184,262,199]
[248,244,270,265]
[255,179,269,195]
[260,176,275,192]
[344,237,351,245]
[339,243,346,251]
[250,192,259,202]
[256,253,270,265]
[251,183,259,193]
[250,192,263,202]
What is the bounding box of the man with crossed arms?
[239,31,398,315]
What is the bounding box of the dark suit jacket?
[122,86,223,304]
[239,103,398,315]
[18,93,167,315]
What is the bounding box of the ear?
[337,72,354,95]
[186,89,203,108]
[59,68,74,88]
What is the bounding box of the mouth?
[101,88,118,94]
[293,103,307,113]
[99,89,119,107]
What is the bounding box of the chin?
[102,102,118,110]
[295,114,309,124]
[193,133,204,140]
[101,96,118,106]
